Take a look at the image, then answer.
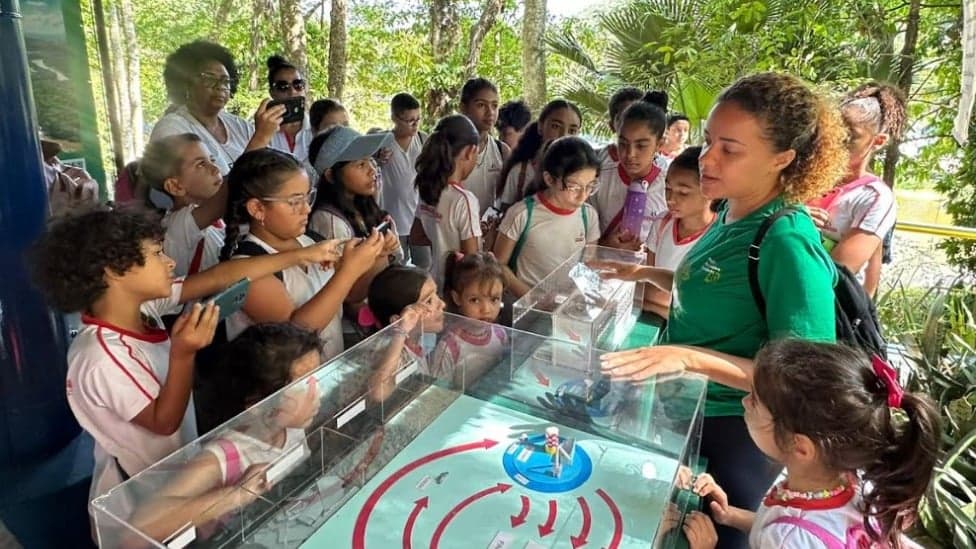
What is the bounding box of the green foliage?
[937,120,976,276]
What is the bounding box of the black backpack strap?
[494,137,505,159]
[305,229,326,243]
[747,206,802,316]
[233,240,284,281]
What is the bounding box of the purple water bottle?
[618,179,649,238]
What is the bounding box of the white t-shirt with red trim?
[205,427,308,486]
[162,206,226,277]
[465,139,505,217]
[498,194,600,288]
[269,116,313,164]
[379,134,424,236]
[645,214,713,272]
[67,281,197,500]
[429,323,509,388]
[589,146,668,242]
[415,182,482,289]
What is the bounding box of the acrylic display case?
[92,313,705,549]
[512,245,646,364]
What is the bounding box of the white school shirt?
[380,134,423,236]
[589,148,668,242]
[149,106,254,176]
[205,427,308,485]
[162,206,226,277]
[812,175,896,278]
[429,324,509,388]
[67,280,198,500]
[269,117,314,164]
[309,209,405,264]
[464,138,504,217]
[497,160,537,207]
[645,214,713,272]
[499,194,600,288]
[415,183,482,289]
[227,233,345,360]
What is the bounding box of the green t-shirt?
[660,197,837,417]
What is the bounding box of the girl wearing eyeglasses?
[493,136,601,298]
[220,149,386,359]
[150,41,285,176]
[267,55,313,164]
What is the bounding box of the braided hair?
[219,149,304,260]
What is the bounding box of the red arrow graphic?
[510,495,531,528]
[430,483,512,549]
[570,496,592,548]
[533,369,550,387]
[596,488,623,549]
[401,496,428,549]
[352,439,499,549]
[537,499,558,537]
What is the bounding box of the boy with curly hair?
[30,209,339,499]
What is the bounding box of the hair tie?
[454,251,464,261]
[357,306,380,329]
[871,355,904,409]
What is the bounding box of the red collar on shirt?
[763,480,856,511]
[537,193,576,216]
[451,323,493,345]
[617,159,660,187]
[671,214,715,245]
[282,130,297,152]
[81,314,170,343]
[448,180,463,189]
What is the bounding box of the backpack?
[508,195,589,274]
[748,206,887,359]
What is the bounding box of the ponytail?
[443,251,503,312]
[497,99,583,201]
[619,90,669,140]
[219,149,304,260]
[414,115,479,207]
[861,391,941,544]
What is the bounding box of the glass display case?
[512,245,646,364]
[92,313,705,549]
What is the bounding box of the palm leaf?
[546,31,601,75]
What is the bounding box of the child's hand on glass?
[682,511,718,549]
[171,302,219,358]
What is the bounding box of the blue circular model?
[501,434,592,493]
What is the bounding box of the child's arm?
[367,305,426,402]
[694,474,755,533]
[179,239,342,302]
[588,261,674,292]
[241,234,384,332]
[492,234,531,298]
[346,229,400,305]
[189,179,229,230]
[460,237,479,255]
[830,229,882,278]
[130,303,218,435]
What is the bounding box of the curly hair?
[843,81,908,141]
[30,209,164,312]
[754,340,940,546]
[220,149,305,260]
[717,72,848,203]
[163,40,239,105]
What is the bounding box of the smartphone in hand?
[268,96,305,124]
[209,278,250,321]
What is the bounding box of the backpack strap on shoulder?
[233,240,284,281]
[764,516,845,549]
[508,196,535,273]
[747,206,802,316]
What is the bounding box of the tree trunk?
[327,0,347,99]
[462,0,505,80]
[883,0,921,188]
[427,0,462,121]
[247,0,270,91]
[108,1,133,161]
[91,0,125,175]
[210,0,237,41]
[118,0,143,156]
[521,0,547,109]
[279,0,308,74]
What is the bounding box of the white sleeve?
[645,217,665,253]
[163,208,205,264]
[850,185,896,238]
[756,521,839,549]
[77,342,158,421]
[584,204,601,243]
[309,210,355,240]
[498,201,528,242]
[149,114,193,142]
[142,280,186,319]
[499,164,524,205]
[451,191,482,241]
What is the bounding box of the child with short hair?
[30,209,341,500]
[139,133,227,277]
[591,91,671,250]
[220,148,386,360]
[411,114,484,289]
[494,136,601,297]
[457,77,510,217]
[496,99,583,210]
[659,113,691,159]
[378,92,431,269]
[643,146,714,317]
[432,251,508,388]
[309,98,349,134]
[496,99,532,151]
[686,340,939,549]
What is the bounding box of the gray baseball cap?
[312,126,393,175]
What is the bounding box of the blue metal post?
[0,0,94,545]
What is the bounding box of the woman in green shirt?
[599,73,848,548]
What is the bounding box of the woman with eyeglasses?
[267,55,313,164]
[150,40,284,176]
[493,136,601,298]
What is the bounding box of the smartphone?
[268,96,305,124]
[374,220,391,234]
[209,278,250,321]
